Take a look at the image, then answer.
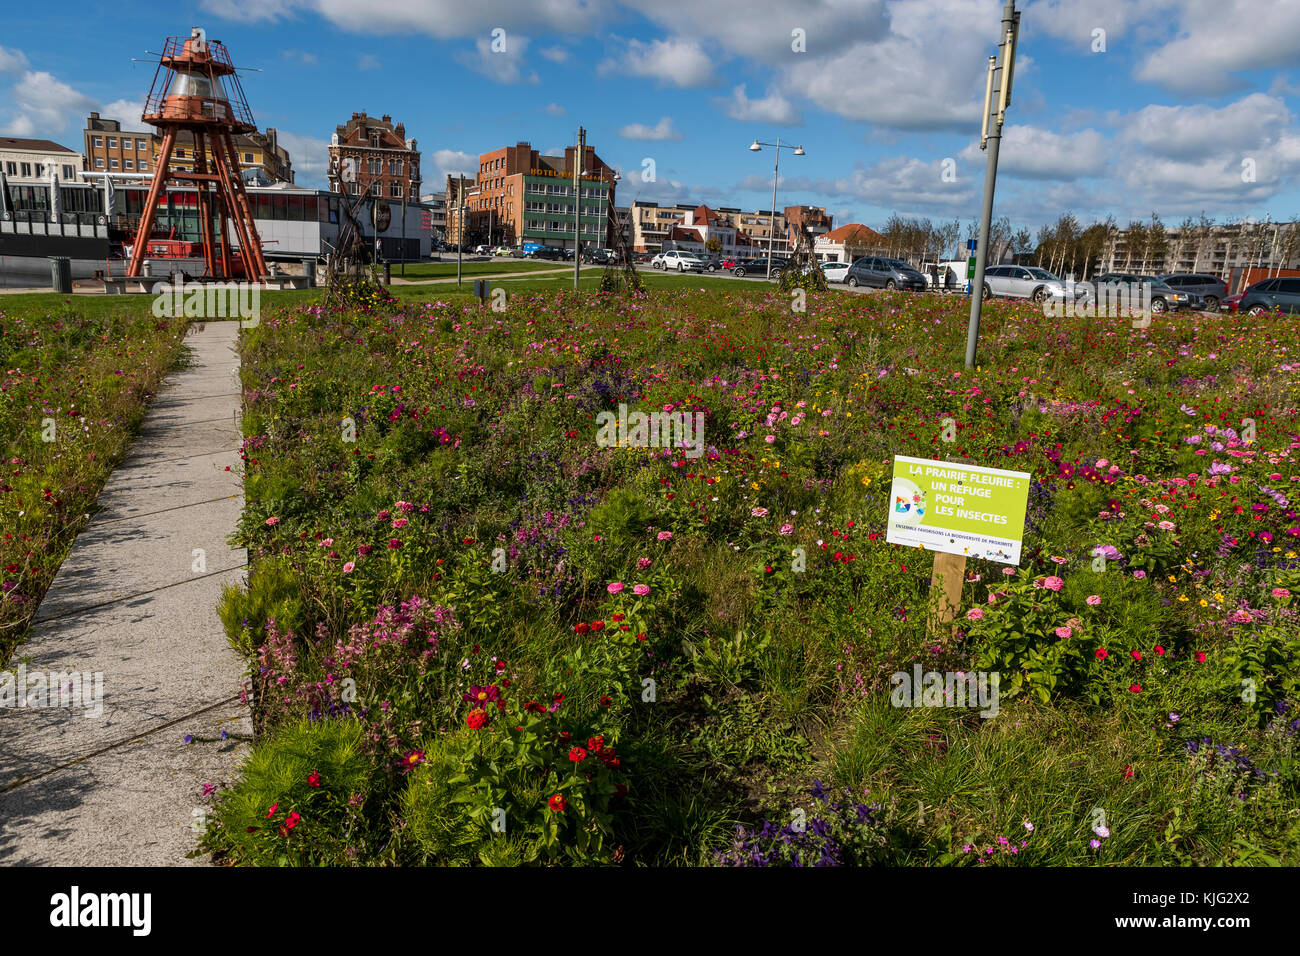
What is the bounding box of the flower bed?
[1,302,188,662]
[202,286,1300,865]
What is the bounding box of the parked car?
[820,261,851,283]
[492,246,512,257]
[529,245,564,261]
[1084,273,1203,313]
[844,256,927,290]
[982,265,1090,303]
[1160,273,1228,311]
[654,250,710,272]
[582,248,616,265]
[731,257,786,278]
[472,245,490,255]
[1227,276,1300,315]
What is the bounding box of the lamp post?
[964,0,1020,369]
[748,137,804,279]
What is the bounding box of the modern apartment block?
[444,174,477,245]
[327,112,421,203]
[1097,219,1300,277]
[0,137,83,185]
[628,201,831,255]
[785,205,832,244]
[468,140,617,250]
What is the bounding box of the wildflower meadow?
[177,279,1300,866]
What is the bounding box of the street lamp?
[748,138,805,278]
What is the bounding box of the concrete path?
[0,321,251,865]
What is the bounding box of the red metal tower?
[127,27,267,279]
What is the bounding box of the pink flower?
[1042,576,1064,592]
[779,523,794,535]
[633,584,650,596]
[265,516,280,526]
[1272,587,1291,599]
[607,582,625,594]
[1133,569,1146,579]
[764,435,776,444]
[966,607,985,621]
[1001,567,1016,575]
[1086,594,1101,606]
[343,561,355,573]
[1157,520,1176,531]
[656,531,673,541]
[1055,626,1073,639]
[751,507,769,518]
[392,517,407,529]
[637,557,652,570]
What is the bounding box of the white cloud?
[358,54,381,71]
[539,45,569,63]
[1134,0,1300,94]
[633,0,889,60]
[203,0,602,36]
[619,117,683,141]
[273,129,331,185]
[101,99,153,134]
[600,37,715,88]
[959,125,1109,180]
[424,147,479,189]
[454,34,539,84]
[283,49,319,64]
[718,84,801,125]
[1119,94,1291,160]
[0,45,28,73]
[544,102,566,116]
[5,71,96,135]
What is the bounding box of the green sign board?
[967,256,977,279]
[886,456,1031,565]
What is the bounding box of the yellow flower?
[861,477,871,487]
[1178,594,1189,602]
[1214,592,1225,602]
[1199,599,1208,607]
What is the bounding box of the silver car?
[982,265,1089,303]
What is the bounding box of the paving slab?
[0,322,251,865]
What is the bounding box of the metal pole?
[457,179,463,287]
[965,0,1018,370]
[768,137,780,280]
[574,125,585,291]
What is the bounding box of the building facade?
[814,223,888,263]
[327,112,421,203]
[466,140,617,251]
[1,137,83,185]
[1097,219,1300,277]
[82,113,292,182]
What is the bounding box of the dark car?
[1160,273,1227,311]
[1086,273,1202,313]
[844,256,927,290]
[731,257,786,278]
[530,246,564,261]
[1231,276,1300,315]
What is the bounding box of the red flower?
[553,693,565,704]
[1130,650,1142,661]
[466,708,489,729]
[1123,765,1134,779]
[636,632,647,642]
[599,694,612,707]
[284,811,301,831]
[1095,648,1108,660]
[548,794,567,812]
[569,746,588,763]
[494,659,507,672]
[611,613,625,622]
[588,735,605,752]
[307,771,322,788]
[387,538,402,550]
[525,700,544,713]
[575,622,590,635]
[1129,683,1142,693]
[619,624,630,631]
[614,784,628,799]
[1154,645,1165,656]
[591,620,606,632]
[1195,651,1207,663]
[266,802,279,818]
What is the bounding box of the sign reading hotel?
[886,456,1031,565]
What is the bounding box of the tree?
[1123,220,1146,272]
[1145,212,1167,274]
[704,236,722,254]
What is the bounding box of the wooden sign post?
[929,550,967,637]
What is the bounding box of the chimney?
[89,111,100,121]
[382,114,392,124]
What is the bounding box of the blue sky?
[3,0,1299,237]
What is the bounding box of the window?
[371,183,380,196]
[20,162,31,177]
[94,158,104,169]
[92,136,103,148]
[62,164,74,179]
[1277,278,1300,294]
[109,158,119,169]
[124,159,134,170]
[175,148,185,158]
[391,184,401,198]
[34,164,45,177]
[1252,279,1278,293]
[243,153,254,164]
[107,137,118,148]
[137,139,147,150]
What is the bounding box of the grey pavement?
[0,321,251,866]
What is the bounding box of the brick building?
[327,112,421,203]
